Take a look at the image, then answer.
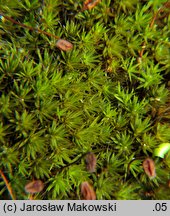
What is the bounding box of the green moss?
[0,0,170,200]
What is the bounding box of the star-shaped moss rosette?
[0,12,73,51]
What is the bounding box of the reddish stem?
[138,1,170,59]
[0,12,60,40]
[0,169,16,200]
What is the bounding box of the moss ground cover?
[0,0,170,199]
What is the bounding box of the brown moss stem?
[0,12,60,40]
[138,1,170,60]
[0,169,16,200]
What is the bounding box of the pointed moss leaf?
[154,143,170,158]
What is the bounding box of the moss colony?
[0,0,170,200]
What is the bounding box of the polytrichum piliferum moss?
[0,0,170,200]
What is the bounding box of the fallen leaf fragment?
[56,39,73,51]
[143,158,156,178]
[25,180,44,194]
[81,181,96,200]
[85,152,97,173]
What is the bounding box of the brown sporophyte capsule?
[25,180,44,194]
[56,39,73,51]
[85,152,97,173]
[81,181,96,200]
[143,158,156,178]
